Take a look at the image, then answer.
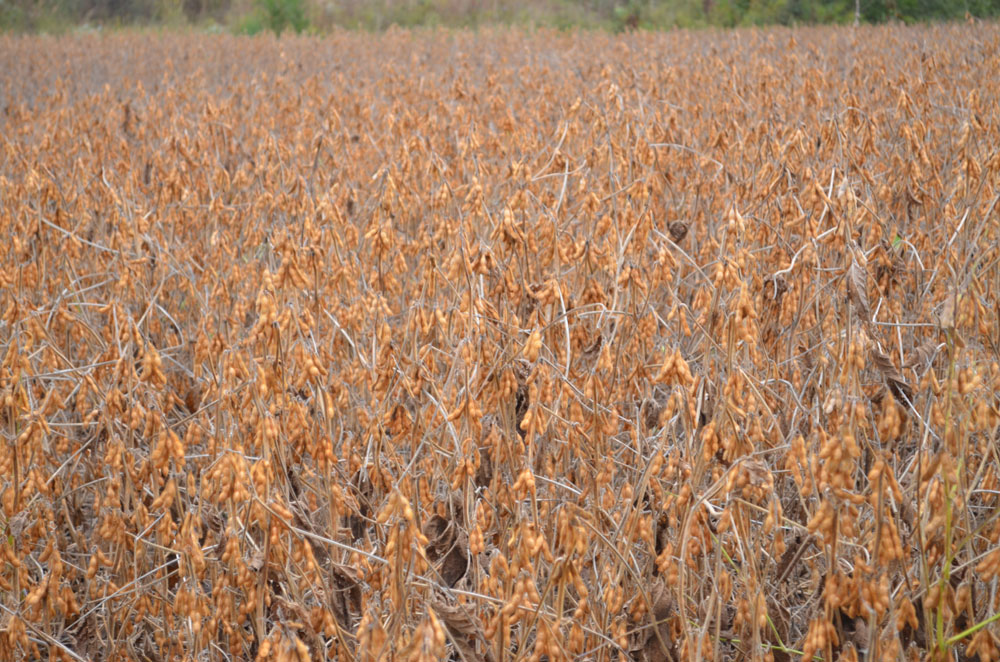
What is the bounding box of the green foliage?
[3,0,1000,33]
[254,0,308,34]
[1,0,76,31]
[355,0,444,30]
[235,10,264,33]
[612,0,642,30]
[664,0,1000,26]
[856,0,1000,23]
[0,0,30,31]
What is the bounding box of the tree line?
[2,0,998,35]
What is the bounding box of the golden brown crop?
[1,22,999,662]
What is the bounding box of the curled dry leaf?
[939,288,957,330]
[629,579,675,662]
[763,274,788,303]
[668,221,689,244]
[743,459,772,487]
[869,346,913,405]
[937,288,968,348]
[649,579,673,623]
[639,386,669,429]
[422,514,469,588]
[330,563,362,630]
[904,337,942,371]
[847,258,871,323]
[431,597,495,662]
[581,333,604,361]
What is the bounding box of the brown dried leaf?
[841,615,870,659]
[847,258,871,322]
[640,387,668,430]
[939,288,959,331]
[440,531,469,588]
[474,445,493,488]
[763,274,788,303]
[904,338,941,370]
[628,580,675,662]
[330,563,362,629]
[743,460,772,488]
[774,533,812,585]
[869,346,913,405]
[432,597,495,662]
[423,514,469,587]
[423,514,451,559]
[249,548,266,572]
[581,333,603,359]
[649,580,673,622]
[641,624,675,661]
[668,221,688,244]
